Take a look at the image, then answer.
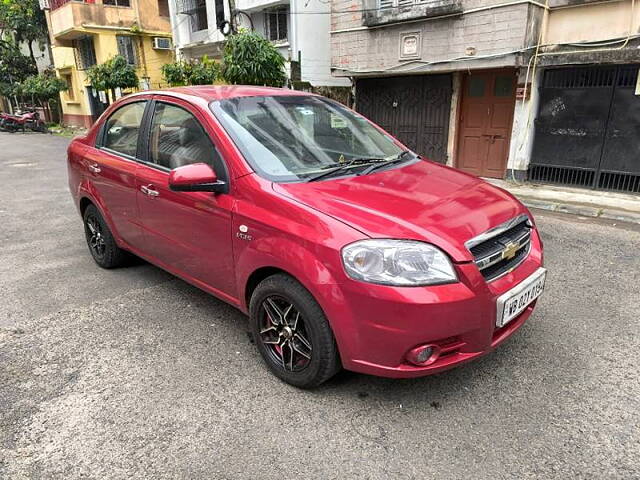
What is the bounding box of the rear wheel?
[83,204,128,268]
[250,274,341,388]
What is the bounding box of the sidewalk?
[485,179,640,225]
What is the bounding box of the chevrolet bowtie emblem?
[502,241,520,260]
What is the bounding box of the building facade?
[170,0,351,88]
[527,0,640,193]
[331,0,640,193]
[43,0,175,127]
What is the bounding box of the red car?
[68,86,545,388]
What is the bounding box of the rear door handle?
[141,184,159,197]
[88,163,101,173]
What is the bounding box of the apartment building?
[169,0,350,88]
[331,0,640,193]
[43,0,175,127]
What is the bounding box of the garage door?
[355,75,452,163]
[530,65,640,193]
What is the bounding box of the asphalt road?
[1,132,638,479]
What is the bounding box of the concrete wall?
[294,0,351,86]
[331,1,541,76]
[544,0,639,44]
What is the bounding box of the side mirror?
[168,163,227,194]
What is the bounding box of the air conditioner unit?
[38,0,50,10]
[153,37,173,50]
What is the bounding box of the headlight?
[341,239,457,286]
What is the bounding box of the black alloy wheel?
[82,204,128,269]
[250,274,341,388]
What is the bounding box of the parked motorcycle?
[0,110,47,133]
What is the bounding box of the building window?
[190,0,208,32]
[74,37,97,70]
[116,35,137,66]
[157,0,169,16]
[103,0,131,6]
[62,73,74,100]
[265,7,288,42]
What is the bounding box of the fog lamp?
[406,344,440,366]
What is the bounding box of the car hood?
[273,160,528,262]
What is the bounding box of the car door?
[83,99,148,249]
[136,97,236,299]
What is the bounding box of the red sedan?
[67,86,545,388]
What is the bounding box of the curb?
[519,197,640,225]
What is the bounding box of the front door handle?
[141,185,159,197]
[88,163,101,174]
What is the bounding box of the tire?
[83,204,128,269]
[249,274,341,388]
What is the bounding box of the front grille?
[466,216,532,282]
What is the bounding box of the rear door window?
[102,101,147,158]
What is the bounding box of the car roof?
[135,85,314,102]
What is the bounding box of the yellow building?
[44,0,174,127]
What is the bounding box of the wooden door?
[456,71,516,178]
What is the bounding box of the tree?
[19,68,67,120]
[86,55,138,105]
[161,56,221,87]
[0,0,48,63]
[221,31,286,87]
[0,40,37,108]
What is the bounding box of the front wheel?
[249,274,341,388]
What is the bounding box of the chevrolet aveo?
[68,86,546,388]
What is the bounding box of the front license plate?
[496,268,546,328]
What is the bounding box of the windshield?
[210,95,409,182]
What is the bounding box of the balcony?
[234,0,287,13]
[48,0,170,43]
[362,0,462,27]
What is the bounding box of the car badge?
[502,241,519,260]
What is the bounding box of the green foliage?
[86,55,138,93]
[0,40,37,96]
[161,56,221,87]
[221,31,286,87]
[19,69,68,101]
[0,0,47,45]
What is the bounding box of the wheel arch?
[79,196,94,217]
[244,266,291,312]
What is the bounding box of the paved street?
[0,132,638,479]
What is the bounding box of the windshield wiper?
[358,151,415,176]
[306,157,387,182]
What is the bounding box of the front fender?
[235,236,344,313]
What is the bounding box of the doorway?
[456,70,516,178]
[529,65,640,193]
[356,75,452,163]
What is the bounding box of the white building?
[168,0,350,88]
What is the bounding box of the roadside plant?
[86,55,138,105]
[18,68,67,120]
[161,56,221,87]
[221,30,286,87]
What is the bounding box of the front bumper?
[321,228,544,378]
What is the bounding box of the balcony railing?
[50,0,94,11]
[364,0,462,26]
